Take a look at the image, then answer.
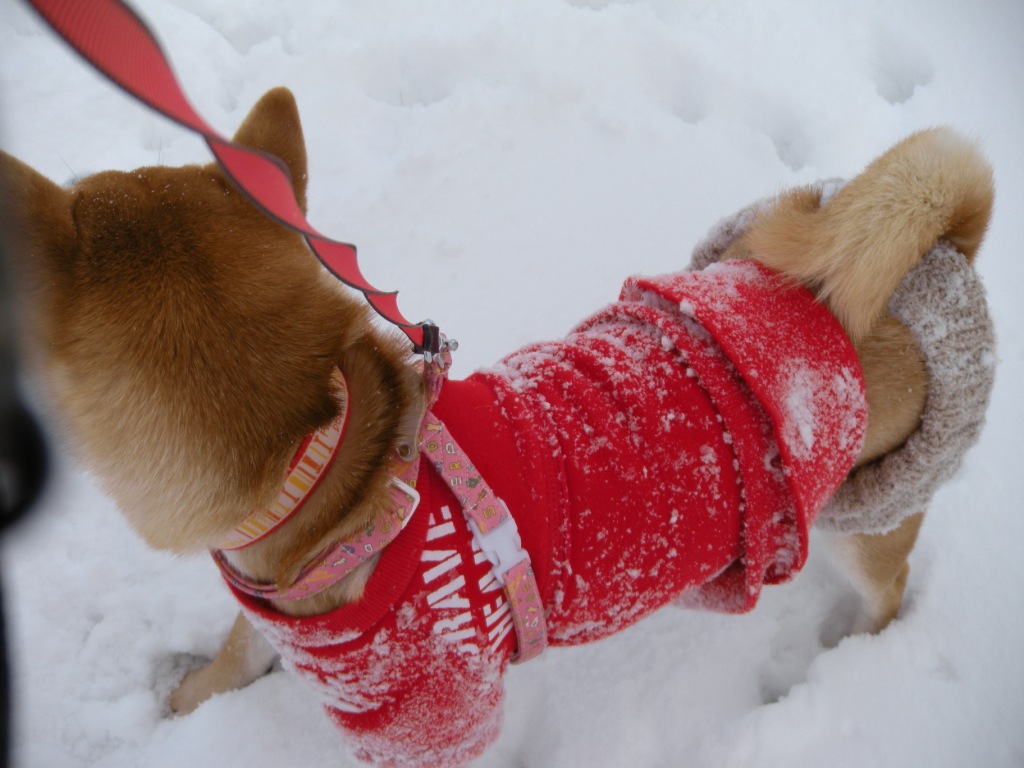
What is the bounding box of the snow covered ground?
[2,0,1023,766]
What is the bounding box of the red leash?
[26,0,438,355]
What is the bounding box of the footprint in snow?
[871,28,935,105]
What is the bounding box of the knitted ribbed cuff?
[690,184,996,534]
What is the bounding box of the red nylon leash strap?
[26,0,436,354]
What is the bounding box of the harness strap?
[215,347,547,660]
[213,457,422,601]
[418,416,547,663]
[215,412,547,662]
[27,0,435,353]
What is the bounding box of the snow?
[781,365,821,457]
[2,0,1024,766]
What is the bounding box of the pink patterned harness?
[213,351,548,661]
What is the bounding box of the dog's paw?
[167,656,221,716]
[818,591,864,649]
[758,631,822,705]
[154,653,213,717]
[164,643,280,716]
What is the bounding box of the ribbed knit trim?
[818,243,996,532]
[690,183,996,534]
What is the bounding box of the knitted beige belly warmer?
[691,183,996,534]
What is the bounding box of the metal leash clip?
[419,321,458,367]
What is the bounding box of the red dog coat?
[232,261,867,767]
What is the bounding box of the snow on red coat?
[230,260,867,767]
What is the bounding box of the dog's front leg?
[826,512,925,634]
[170,611,277,715]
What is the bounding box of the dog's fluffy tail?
[744,128,994,343]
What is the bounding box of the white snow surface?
[2,1,1023,766]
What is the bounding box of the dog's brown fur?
[3,90,424,617]
[0,88,993,716]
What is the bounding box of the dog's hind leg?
[169,612,278,715]
[826,512,925,634]
[851,313,929,470]
[821,315,927,636]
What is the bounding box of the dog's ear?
[0,151,75,291]
[230,86,309,213]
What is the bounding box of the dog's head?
[1,88,415,552]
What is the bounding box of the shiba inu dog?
[1,88,994,766]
